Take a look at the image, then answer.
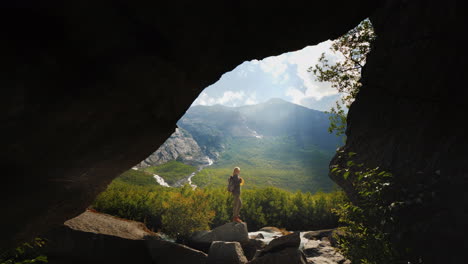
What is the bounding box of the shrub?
[331,151,418,264]
[161,187,215,241]
[0,238,48,264]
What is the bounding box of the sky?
[191,40,345,112]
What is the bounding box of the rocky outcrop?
[44,225,153,264]
[328,1,464,262]
[207,241,248,264]
[189,222,249,251]
[248,232,306,264]
[303,229,333,241]
[63,210,157,240]
[242,239,266,261]
[137,128,210,168]
[43,210,157,264]
[43,210,207,264]
[302,237,349,264]
[249,247,307,264]
[146,239,208,264]
[259,232,301,256]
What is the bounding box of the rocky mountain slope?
[137,128,211,168]
[139,99,342,168]
[136,99,342,192]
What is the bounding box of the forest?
[91,169,345,241]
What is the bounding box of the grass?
[192,136,337,193]
[117,137,337,193]
[142,160,197,185]
[116,169,159,186]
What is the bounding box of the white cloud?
[217,91,245,105]
[191,39,348,111]
[284,41,343,101]
[285,86,305,105]
[192,92,216,106]
[245,93,258,105]
[192,90,246,106]
[259,55,288,79]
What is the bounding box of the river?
[173,157,214,189]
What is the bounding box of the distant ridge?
[137,99,343,192]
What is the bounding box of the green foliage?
[241,187,346,231]
[330,151,413,264]
[161,186,215,241]
[310,19,376,136]
[0,238,48,264]
[92,174,345,240]
[192,137,337,193]
[142,160,197,185]
[175,99,343,193]
[116,169,160,186]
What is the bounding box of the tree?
[309,19,376,136]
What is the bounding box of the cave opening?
[90,41,349,231]
[87,18,377,237]
[2,0,462,262]
[80,20,375,263]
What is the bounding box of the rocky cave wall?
[330,0,465,262]
[1,1,464,259]
[1,0,378,249]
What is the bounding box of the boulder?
[146,238,207,264]
[189,222,249,252]
[303,236,349,264]
[44,226,153,264]
[242,239,266,260]
[43,210,160,263]
[303,229,334,240]
[63,210,158,240]
[248,247,307,264]
[207,241,248,264]
[260,232,301,256]
[43,211,211,264]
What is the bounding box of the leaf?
[343,171,350,180]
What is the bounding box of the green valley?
[142,160,197,185]
[192,136,336,192]
[134,98,343,193]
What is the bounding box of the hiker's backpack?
[227,176,235,192]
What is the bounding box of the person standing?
[228,167,244,223]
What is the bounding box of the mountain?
[137,128,211,168]
[238,98,339,151]
[137,98,343,192]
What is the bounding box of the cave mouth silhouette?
[2,2,463,263]
[128,40,347,192]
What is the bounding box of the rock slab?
[248,247,307,264]
[303,229,334,240]
[302,233,349,264]
[207,241,248,264]
[64,210,157,240]
[189,222,249,250]
[146,238,207,264]
[242,239,266,260]
[260,231,300,256]
[44,211,208,264]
